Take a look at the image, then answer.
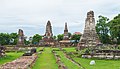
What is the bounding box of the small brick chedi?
[77,11,100,50]
[59,23,72,47]
[17,29,25,46]
[63,23,69,40]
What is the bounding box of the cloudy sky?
[0,0,120,37]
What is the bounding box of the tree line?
[0,32,81,45]
[0,33,18,45]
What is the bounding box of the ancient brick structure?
[17,29,25,46]
[42,20,54,46]
[0,46,6,57]
[44,20,53,38]
[63,23,69,40]
[59,23,72,47]
[77,11,100,50]
[0,55,37,69]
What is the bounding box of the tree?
[71,34,81,43]
[24,39,30,45]
[0,33,6,45]
[96,15,110,44]
[0,33,18,45]
[10,33,18,45]
[68,32,72,38]
[57,34,63,41]
[0,33,11,45]
[53,36,56,40]
[32,34,42,45]
[109,14,120,44]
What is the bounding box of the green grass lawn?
[1,47,120,69]
[63,47,76,52]
[36,47,44,52]
[32,47,58,69]
[73,58,120,69]
[56,51,82,69]
[0,52,23,65]
[52,48,60,51]
[63,47,120,69]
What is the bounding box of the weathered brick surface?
[0,54,37,69]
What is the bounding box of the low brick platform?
[0,54,37,69]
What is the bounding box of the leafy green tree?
[109,14,120,44]
[0,33,6,45]
[71,34,81,43]
[57,34,63,41]
[96,15,110,44]
[68,32,72,38]
[24,39,30,45]
[53,36,56,40]
[0,33,11,45]
[32,34,42,45]
[0,33,18,45]
[10,33,18,45]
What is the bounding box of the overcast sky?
[0,0,120,37]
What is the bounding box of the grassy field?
[63,47,120,69]
[36,47,44,52]
[73,57,120,69]
[0,52,23,65]
[32,47,58,69]
[56,51,82,69]
[1,47,120,69]
[63,47,76,52]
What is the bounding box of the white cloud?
[0,0,120,37]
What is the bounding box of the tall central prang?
[42,20,54,46]
[44,20,53,38]
[77,11,100,50]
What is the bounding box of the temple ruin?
[41,20,54,46]
[17,29,25,46]
[63,23,69,40]
[44,20,53,38]
[77,11,100,50]
[0,46,6,57]
[59,23,72,47]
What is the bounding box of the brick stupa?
[63,23,69,40]
[77,11,100,50]
[17,29,25,46]
[42,20,54,46]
